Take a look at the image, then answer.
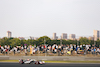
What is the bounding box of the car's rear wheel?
[35,61,39,64]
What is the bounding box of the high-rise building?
[69,34,76,40]
[61,33,67,39]
[53,33,58,40]
[93,30,99,41]
[7,31,12,38]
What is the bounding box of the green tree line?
[0,36,100,47]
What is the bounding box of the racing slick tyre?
[35,61,39,64]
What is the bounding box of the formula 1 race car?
[19,59,45,65]
[19,59,34,64]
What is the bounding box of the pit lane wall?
[0,56,100,61]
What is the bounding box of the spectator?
[24,45,27,55]
[30,45,32,55]
[13,46,17,55]
[0,45,1,53]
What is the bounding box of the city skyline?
[0,0,100,38]
[1,30,100,41]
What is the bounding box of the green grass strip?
[45,61,100,63]
[0,60,18,62]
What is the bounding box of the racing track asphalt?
[0,63,100,67]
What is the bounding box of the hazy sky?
[0,0,100,38]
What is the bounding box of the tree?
[79,37,91,45]
[20,39,26,46]
[89,40,94,45]
[50,40,60,45]
[37,36,51,45]
[96,40,100,47]
[9,38,21,46]
[0,37,10,46]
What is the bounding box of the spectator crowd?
[0,44,100,56]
